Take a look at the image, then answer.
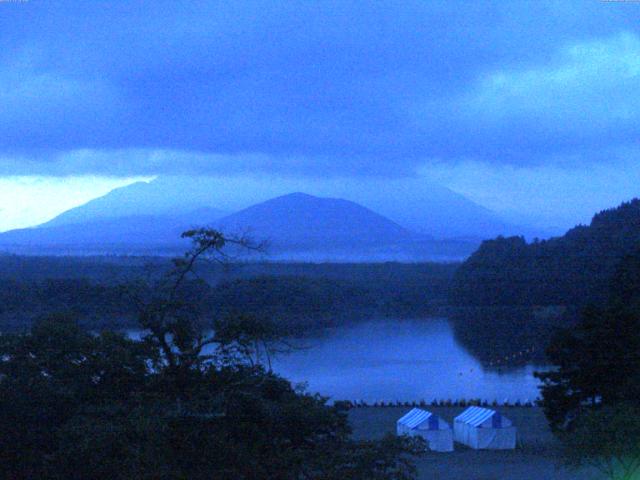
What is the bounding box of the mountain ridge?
[37,176,525,239]
[42,181,227,228]
[0,190,480,260]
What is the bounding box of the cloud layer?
[1,1,639,176]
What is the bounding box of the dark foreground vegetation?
[0,230,423,480]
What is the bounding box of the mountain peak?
[282,192,315,199]
[265,192,319,203]
[216,192,413,250]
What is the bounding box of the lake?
[271,319,543,403]
[128,318,544,403]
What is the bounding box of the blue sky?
[1,1,639,231]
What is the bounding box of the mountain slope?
[0,191,480,259]
[352,180,528,239]
[43,180,226,228]
[214,192,480,261]
[216,192,415,250]
[42,176,525,239]
[0,208,226,255]
[0,191,416,255]
[447,198,640,367]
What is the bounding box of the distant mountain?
[351,181,532,240]
[0,178,228,255]
[1,173,517,259]
[451,198,640,308]
[42,176,527,239]
[213,192,480,261]
[0,208,226,255]
[42,180,226,228]
[0,190,480,260]
[217,192,413,249]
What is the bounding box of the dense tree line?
[452,199,640,308]
[0,267,452,332]
[0,254,457,286]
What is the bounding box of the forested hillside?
[452,199,640,307]
[450,199,640,364]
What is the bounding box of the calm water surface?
[271,319,543,403]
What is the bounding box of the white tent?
[453,406,516,450]
[396,408,454,452]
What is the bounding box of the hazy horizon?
[1,173,636,236]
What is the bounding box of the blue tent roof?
[454,407,497,427]
[397,408,433,429]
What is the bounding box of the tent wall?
[454,422,516,450]
[475,427,516,449]
[411,429,454,452]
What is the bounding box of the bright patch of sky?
[0,176,149,232]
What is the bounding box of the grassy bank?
[348,407,599,480]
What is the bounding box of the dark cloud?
[1,0,639,176]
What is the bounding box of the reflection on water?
[271,319,544,403]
